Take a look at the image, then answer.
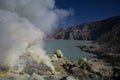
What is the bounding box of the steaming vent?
[0,0,71,76]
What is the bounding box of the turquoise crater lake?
[44,40,95,59]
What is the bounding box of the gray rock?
[66,76,77,80]
[29,73,45,80]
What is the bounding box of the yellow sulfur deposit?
[0,71,12,76]
[0,71,23,76]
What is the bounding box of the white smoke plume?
[0,0,71,73]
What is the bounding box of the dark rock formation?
[49,16,120,40]
[79,22,120,65]
[97,23,120,54]
[78,19,120,79]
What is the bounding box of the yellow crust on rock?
[0,71,23,76]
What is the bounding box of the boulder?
[66,76,77,80]
[78,58,113,77]
[55,50,64,58]
[50,50,65,60]
[78,58,88,65]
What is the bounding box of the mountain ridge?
[49,16,120,40]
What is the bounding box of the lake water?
[44,40,95,59]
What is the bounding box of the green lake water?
[44,40,95,59]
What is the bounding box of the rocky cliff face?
[50,16,120,40]
[79,19,120,67]
[97,23,120,53]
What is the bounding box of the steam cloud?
[0,0,71,72]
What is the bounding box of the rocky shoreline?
[79,43,120,80]
[0,50,119,80]
[78,43,120,64]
